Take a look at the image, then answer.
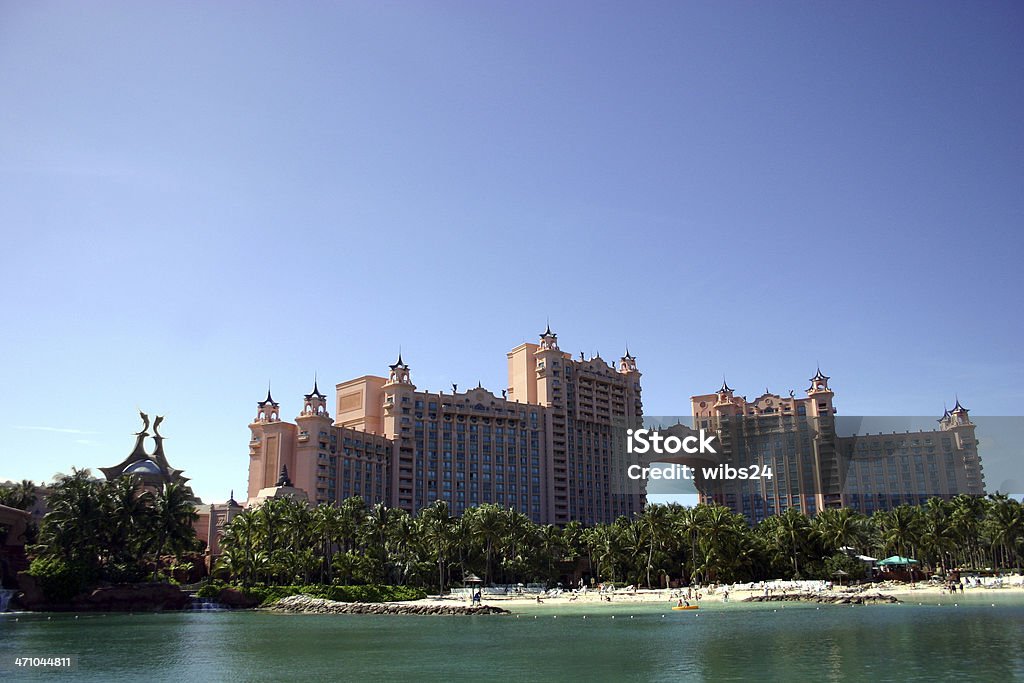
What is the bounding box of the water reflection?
[1,601,1022,681]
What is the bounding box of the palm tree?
[672,506,704,584]
[387,510,417,585]
[812,507,868,555]
[311,503,342,583]
[37,469,105,571]
[500,507,531,584]
[34,470,199,587]
[338,496,367,554]
[698,505,746,582]
[0,479,38,510]
[361,502,394,583]
[583,523,624,583]
[985,496,1024,571]
[636,503,671,588]
[874,505,922,559]
[530,524,563,583]
[214,544,251,582]
[467,504,505,585]
[150,482,199,563]
[950,494,987,569]
[418,500,454,594]
[221,511,259,585]
[775,507,811,578]
[102,474,153,567]
[919,498,956,572]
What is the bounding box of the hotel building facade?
[247,328,645,525]
[688,370,985,523]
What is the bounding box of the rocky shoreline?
[269,594,510,616]
[744,592,900,605]
[12,581,190,612]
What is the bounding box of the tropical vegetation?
[214,494,1024,590]
[25,469,200,600]
[13,467,1023,602]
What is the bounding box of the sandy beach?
[408,576,1024,609]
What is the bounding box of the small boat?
[672,605,699,610]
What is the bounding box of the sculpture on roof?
[99,412,196,500]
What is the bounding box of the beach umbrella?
[877,556,919,566]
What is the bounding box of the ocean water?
[2,594,1022,681]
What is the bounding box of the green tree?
[775,507,812,578]
[418,500,454,594]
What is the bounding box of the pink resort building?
[689,371,985,523]
[246,328,645,525]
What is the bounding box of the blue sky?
[1,2,1021,504]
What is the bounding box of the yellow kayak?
[672,605,699,610]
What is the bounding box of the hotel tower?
[247,328,645,525]
[689,370,985,523]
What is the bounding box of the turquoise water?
[2,595,1023,681]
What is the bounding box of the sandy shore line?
[407,581,1024,609]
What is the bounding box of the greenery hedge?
[197,582,425,606]
[26,557,96,604]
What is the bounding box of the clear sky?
[1,2,1021,504]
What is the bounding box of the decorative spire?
[719,377,733,393]
[227,489,238,506]
[808,366,831,394]
[305,373,325,399]
[952,396,968,413]
[259,382,278,406]
[537,323,559,351]
[389,350,408,370]
[276,464,292,487]
[618,345,638,373]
